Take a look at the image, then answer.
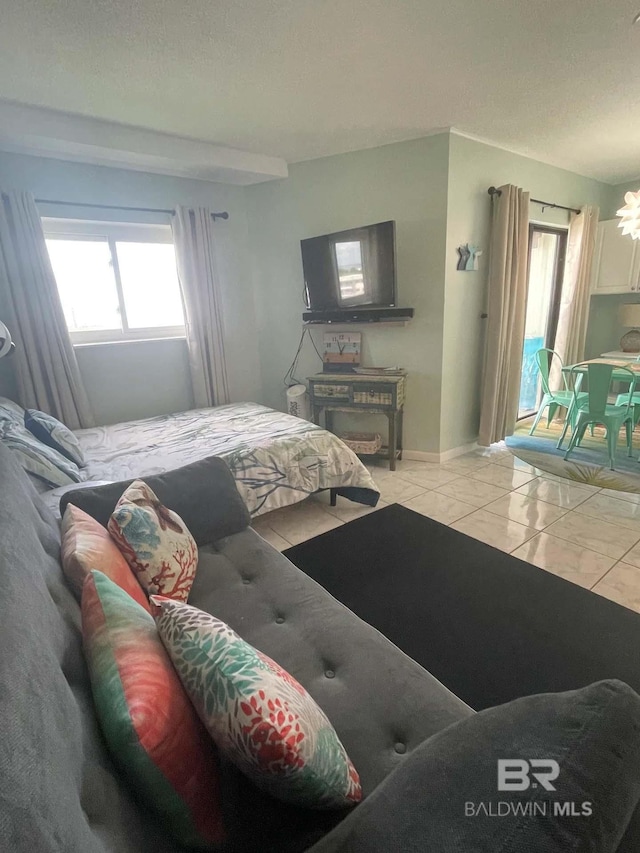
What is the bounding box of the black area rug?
[284,503,640,711]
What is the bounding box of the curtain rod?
[34,198,230,220]
[487,186,580,215]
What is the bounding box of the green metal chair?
[615,355,640,425]
[528,348,586,440]
[563,362,636,470]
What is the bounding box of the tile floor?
[251,443,640,615]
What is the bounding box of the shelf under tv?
[302,307,414,325]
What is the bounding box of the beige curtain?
[0,191,94,429]
[552,205,599,380]
[172,207,230,408]
[478,185,530,446]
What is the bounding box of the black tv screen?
[301,220,396,311]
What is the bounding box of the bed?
[39,402,380,518]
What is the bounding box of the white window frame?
[43,218,186,345]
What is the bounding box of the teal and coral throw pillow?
[108,480,197,601]
[151,596,362,810]
[61,504,150,610]
[82,571,225,849]
[24,408,85,467]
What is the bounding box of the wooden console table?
[308,372,406,471]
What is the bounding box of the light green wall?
[603,182,638,220]
[0,151,260,424]
[441,133,615,452]
[585,293,640,358]
[245,131,620,455]
[246,134,451,453]
[0,138,632,444]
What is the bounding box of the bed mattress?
[43,403,379,518]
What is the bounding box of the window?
[44,219,185,344]
[518,225,568,419]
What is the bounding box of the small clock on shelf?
[322,332,361,373]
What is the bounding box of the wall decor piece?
[322,332,361,373]
[456,244,470,270]
[456,244,482,271]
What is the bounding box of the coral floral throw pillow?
[108,480,197,601]
[151,596,362,810]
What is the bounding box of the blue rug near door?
[506,417,640,494]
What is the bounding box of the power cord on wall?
[283,327,323,387]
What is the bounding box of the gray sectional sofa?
[2,441,640,852]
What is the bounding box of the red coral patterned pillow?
[151,595,362,810]
[108,480,197,602]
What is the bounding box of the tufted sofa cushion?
[60,455,250,545]
[188,529,473,798]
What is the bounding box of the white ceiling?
[0,0,639,184]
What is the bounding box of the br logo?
[497,759,560,792]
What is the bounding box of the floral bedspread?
[44,403,379,518]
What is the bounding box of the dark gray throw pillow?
[24,409,85,467]
[309,680,640,853]
[60,456,251,545]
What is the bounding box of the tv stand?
[308,371,406,471]
[302,307,414,325]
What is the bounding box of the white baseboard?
[401,450,441,463]
[403,440,479,464]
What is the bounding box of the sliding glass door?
[518,225,568,419]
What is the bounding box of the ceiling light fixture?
[617,191,640,240]
[634,11,640,23]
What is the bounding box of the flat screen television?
[301,220,396,311]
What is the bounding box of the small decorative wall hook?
[457,244,482,271]
[456,244,470,270]
[466,245,482,271]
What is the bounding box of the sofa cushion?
[61,504,150,610]
[108,481,198,601]
[82,571,225,849]
[61,456,250,545]
[25,408,85,467]
[308,679,640,853]
[188,528,473,799]
[0,442,179,853]
[152,596,361,810]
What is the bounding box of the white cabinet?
[591,219,640,294]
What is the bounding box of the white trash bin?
[286,384,311,420]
